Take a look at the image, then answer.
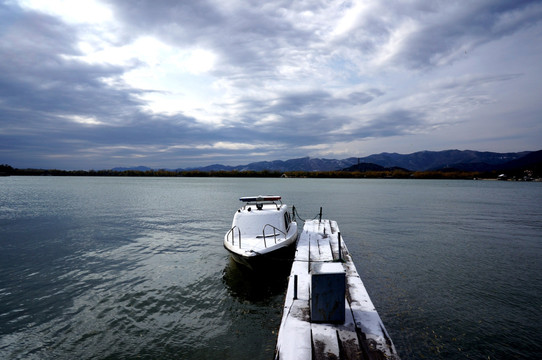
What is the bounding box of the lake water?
[1,176,541,359]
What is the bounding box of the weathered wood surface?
[275,219,399,360]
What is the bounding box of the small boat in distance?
[224,195,298,270]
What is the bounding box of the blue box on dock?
[310,262,345,323]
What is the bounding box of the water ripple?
[1,177,541,359]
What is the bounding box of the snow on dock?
[275,219,399,360]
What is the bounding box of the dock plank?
[276,298,311,360]
[296,230,311,262]
[309,233,321,263]
[314,235,334,262]
[311,323,340,360]
[328,233,341,261]
[335,302,364,360]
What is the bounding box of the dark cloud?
[380,1,542,68]
[0,5,141,122]
[357,110,425,138]
[223,88,385,146]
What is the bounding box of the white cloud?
[60,115,104,126]
[197,142,267,151]
[329,0,371,39]
[66,32,221,119]
[371,18,419,68]
[18,0,113,24]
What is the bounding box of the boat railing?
[242,201,282,211]
[240,195,283,210]
[226,226,242,248]
[227,224,287,249]
[262,224,286,248]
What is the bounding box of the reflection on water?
[222,257,292,303]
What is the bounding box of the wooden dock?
[275,219,399,360]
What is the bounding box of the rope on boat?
[231,206,327,264]
[292,205,321,223]
[249,207,340,264]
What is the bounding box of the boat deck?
[275,219,399,360]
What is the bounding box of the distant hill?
[111,166,153,172]
[181,157,359,172]
[186,164,236,172]
[358,150,530,171]
[199,150,533,172]
[499,150,542,171]
[111,150,540,174]
[342,162,386,172]
[430,150,542,174]
[341,162,409,172]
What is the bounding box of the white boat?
[224,195,298,269]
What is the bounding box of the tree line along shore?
[2,164,539,180]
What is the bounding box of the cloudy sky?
[1,0,541,170]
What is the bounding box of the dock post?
[338,232,342,261]
[319,207,322,223]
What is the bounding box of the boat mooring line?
[292,206,321,223]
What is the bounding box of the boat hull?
[224,235,298,271]
[224,196,298,271]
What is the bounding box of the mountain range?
[112,149,542,173]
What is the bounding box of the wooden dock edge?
[275,219,400,360]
